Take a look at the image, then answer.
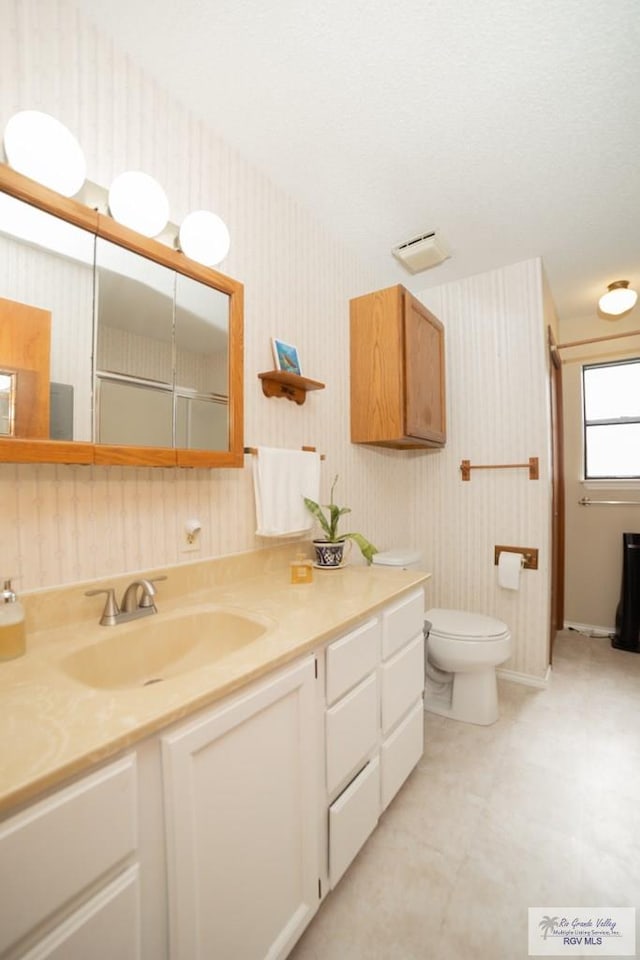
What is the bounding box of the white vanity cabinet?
[325,618,381,887]
[161,655,319,960]
[380,590,425,810]
[0,755,141,960]
[323,588,425,888]
[0,583,426,960]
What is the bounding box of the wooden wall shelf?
[257,371,325,405]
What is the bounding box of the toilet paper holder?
[494,545,538,570]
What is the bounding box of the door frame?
[548,326,565,660]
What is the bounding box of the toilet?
[372,549,512,726]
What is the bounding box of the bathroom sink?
[59,605,273,690]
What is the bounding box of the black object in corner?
[613,532,640,652]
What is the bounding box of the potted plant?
[304,475,378,567]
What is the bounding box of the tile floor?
[288,630,640,959]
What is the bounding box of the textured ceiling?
[75,0,640,320]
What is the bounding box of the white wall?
[418,259,552,679]
[0,0,389,587]
[0,0,553,680]
[560,308,640,631]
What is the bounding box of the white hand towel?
[253,447,321,537]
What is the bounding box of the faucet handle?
[85,588,120,625]
[139,575,168,608]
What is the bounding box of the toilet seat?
[426,608,509,641]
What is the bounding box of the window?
[582,358,640,479]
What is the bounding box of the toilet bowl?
[425,608,511,725]
[371,550,511,726]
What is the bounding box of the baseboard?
[564,619,615,638]
[497,666,550,689]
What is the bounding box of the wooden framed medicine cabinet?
[0,164,244,467]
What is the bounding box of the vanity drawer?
[381,588,425,660]
[18,866,141,960]
[0,754,138,955]
[381,699,424,810]
[325,617,379,706]
[381,632,424,735]
[326,672,378,795]
[329,756,380,887]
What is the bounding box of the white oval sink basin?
[59,605,274,690]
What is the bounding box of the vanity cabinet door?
[161,656,319,960]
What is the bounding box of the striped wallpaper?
[0,0,552,679]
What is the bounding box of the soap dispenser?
[0,579,26,661]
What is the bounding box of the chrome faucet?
[85,575,168,626]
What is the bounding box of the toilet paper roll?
[498,551,523,590]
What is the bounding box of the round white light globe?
[108,171,170,237]
[3,110,86,197]
[179,210,231,266]
[598,283,638,316]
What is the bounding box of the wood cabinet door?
[403,292,446,444]
[162,657,319,960]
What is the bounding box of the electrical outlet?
[182,518,202,553]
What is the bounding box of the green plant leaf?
[303,497,332,539]
[342,532,378,565]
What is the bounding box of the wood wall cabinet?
[350,284,446,448]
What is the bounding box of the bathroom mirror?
[0,164,243,466]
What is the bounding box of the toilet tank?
[372,549,423,570]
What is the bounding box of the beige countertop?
[0,551,429,816]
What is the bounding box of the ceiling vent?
[391,231,450,274]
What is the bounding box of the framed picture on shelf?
[272,338,302,375]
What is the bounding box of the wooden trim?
[0,165,98,233]
[555,328,640,351]
[0,438,93,464]
[93,444,176,467]
[0,163,245,469]
[176,448,244,468]
[95,213,243,296]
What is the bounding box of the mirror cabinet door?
[0,192,95,442]
[0,165,243,466]
[174,272,230,451]
[94,237,176,448]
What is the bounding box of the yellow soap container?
[290,555,313,584]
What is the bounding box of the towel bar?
[244,446,325,460]
[461,456,539,481]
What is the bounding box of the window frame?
[582,357,640,481]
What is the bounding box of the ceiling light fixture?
[3,110,86,197]
[179,210,231,266]
[108,171,170,238]
[598,280,638,316]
